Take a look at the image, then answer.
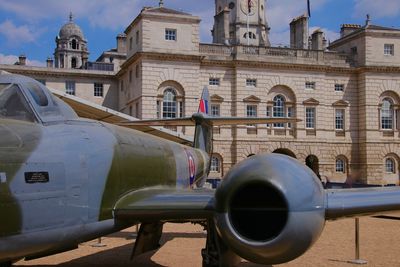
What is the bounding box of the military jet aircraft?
[0,72,400,267]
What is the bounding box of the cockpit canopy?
[0,73,78,123]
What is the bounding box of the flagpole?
[247,12,250,46]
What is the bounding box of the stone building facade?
[1,1,400,185]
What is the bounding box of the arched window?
[71,57,77,68]
[273,95,285,128]
[210,156,220,172]
[381,98,394,129]
[71,39,77,49]
[385,158,395,173]
[335,158,345,173]
[162,88,177,118]
[243,32,256,39]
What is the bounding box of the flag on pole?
[307,0,311,17]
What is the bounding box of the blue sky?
[0,0,400,66]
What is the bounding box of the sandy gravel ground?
[15,216,400,267]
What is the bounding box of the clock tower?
[212,0,270,46]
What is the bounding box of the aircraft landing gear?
[201,220,241,267]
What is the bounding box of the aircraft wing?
[49,88,192,145]
[117,113,300,127]
[110,154,400,265]
[325,187,400,220]
[113,187,215,222]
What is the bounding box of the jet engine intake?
[214,153,326,265]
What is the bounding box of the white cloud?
[354,0,400,18]
[267,0,328,32]
[0,53,45,67]
[0,20,37,45]
[0,0,148,30]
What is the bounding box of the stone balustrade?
[199,44,350,66]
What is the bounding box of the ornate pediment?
[332,100,349,107]
[210,94,224,103]
[243,95,261,103]
[303,98,320,105]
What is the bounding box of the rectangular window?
[129,37,133,50]
[120,80,124,92]
[335,84,344,92]
[211,104,220,117]
[305,107,315,129]
[209,78,220,86]
[287,106,293,128]
[65,81,75,95]
[165,29,177,41]
[335,109,345,130]
[136,30,139,44]
[129,70,132,83]
[135,103,139,117]
[247,105,257,134]
[305,82,316,89]
[247,105,257,117]
[246,79,257,87]
[156,100,161,119]
[179,101,184,117]
[135,65,140,78]
[384,44,394,56]
[94,83,104,97]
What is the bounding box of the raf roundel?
[186,151,196,185]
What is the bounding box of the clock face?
[240,0,257,15]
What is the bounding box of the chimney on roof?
[117,33,127,53]
[340,24,361,38]
[289,14,309,49]
[311,29,325,50]
[18,54,26,66]
[46,57,54,68]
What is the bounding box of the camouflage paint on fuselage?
[98,123,209,221]
[0,119,42,237]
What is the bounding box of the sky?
[1,0,400,66]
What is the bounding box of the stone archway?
[272,148,296,158]
[305,155,320,178]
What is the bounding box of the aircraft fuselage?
[0,117,208,262]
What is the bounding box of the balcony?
[199,44,351,67]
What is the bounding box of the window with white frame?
[384,44,394,56]
[211,104,220,117]
[246,79,257,87]
[210,156,220,172]
[247,105,257,117]
[209,78,220,86]
[305,81,316,89]
[335,84,344,92]
[381,98,394,130]
[162,89,177,118]
[335,109,345,130]
[305,107,315,129]
[273,95,285,128]
[65,81,75,95]
[94,83,103,97]
[385,158,395,173]
[336,158,345,173]
[247,105,257,134]
[165,29,177,41]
